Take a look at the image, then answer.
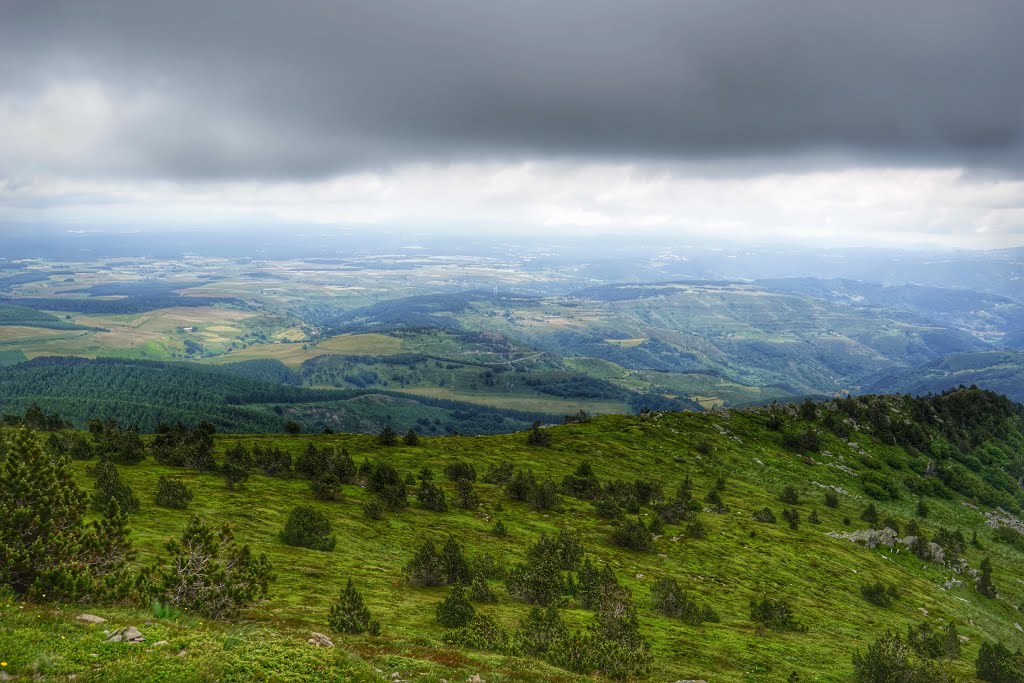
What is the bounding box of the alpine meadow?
[4,2,1024,682]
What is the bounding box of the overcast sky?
[2,0,1024,248]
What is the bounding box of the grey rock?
[105,626,144,643]
[76,613,107,624]
[308,632,335,648]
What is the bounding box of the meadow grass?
[3,409,1020,681]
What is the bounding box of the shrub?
[377,425,398,446]
[854,632,955,683]
[444,461,477,482]
[506,554,565,606]
[491,519,508,537]
[328,578,380,635]
[526,422,552,446]
[609,517,652,551]
[781,508,800,530]
[367,462,407,510]
[310,476,343,501]
[779,485,800,505]
[807,509,820,524]
[518,604,568,655]
[593,495,624,520]
[651,577,719,624]
[977,557,998,598]
[91,418,148,465]
[469,574,497,603]
[749,596,806,632]
[531,479,562,510]
[916,499,929,518]
[907,621,960,660]
[753,507,777,523]
[481,461,514,485]
[280,505,336,551]
[782,430,821,453]
[530,531,584,571]
[546,630,652,681]
[284,420,300,434]
[860,503,880,525]
[881,516,901,534]
[506,469,537,501]
[685,518,707,539]
[222,443,253,490]
[575,557,620,610]
[436,583,475,628]
[155,475,193,509]
[417,479,448,512]
[470,552,505,581]
[150,421,212,470]
[440,536,472,585]
[562,460,601,499]
[824,490,840,508]
[977,641,1024,683]
[454,478,479,509]
[362,498,385,520]
[403,429,419,446]
[860,581,900,607]
[91,458,140,514]
[443,613,516,653]
[405,538,445,587]
[252,444,292,477]
[144,515,272,620]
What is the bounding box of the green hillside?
[3,388,1024,681]
[864,351,1024,403]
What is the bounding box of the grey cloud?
[2,0,1024,179]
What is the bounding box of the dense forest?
[0,357,564,434]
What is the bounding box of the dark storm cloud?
[3,0,1024,178]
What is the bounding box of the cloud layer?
[4,0,1024,179]
[2,1,1023,246]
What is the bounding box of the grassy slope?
[5,399,1024,682]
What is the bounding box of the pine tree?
[155,475,193,509]
[403,429,420,446]
[436,583,475,628]
[454,478,479,509]
[977,557,998,598]
[405,538,445,587]
[377,425,398,446]
[91,457,140,514]
[0,429,134,602]
[280,505,336,551]
[440,536,472,585]
[328,578,380,635]
[222,443,253,490]
[144,515,273,620]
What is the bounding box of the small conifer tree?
[155,475,193,509]
[437,583,475,628]
[328,578,380,635]
[91,458,140,514]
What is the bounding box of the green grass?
[6,399,1024,681]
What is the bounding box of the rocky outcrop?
[105,626,145,643]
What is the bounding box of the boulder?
[307,632,335,648]
[105,626,145,643]
[76,613,107,624]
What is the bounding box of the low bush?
[154,475,193,509]
[279,505,336,551]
